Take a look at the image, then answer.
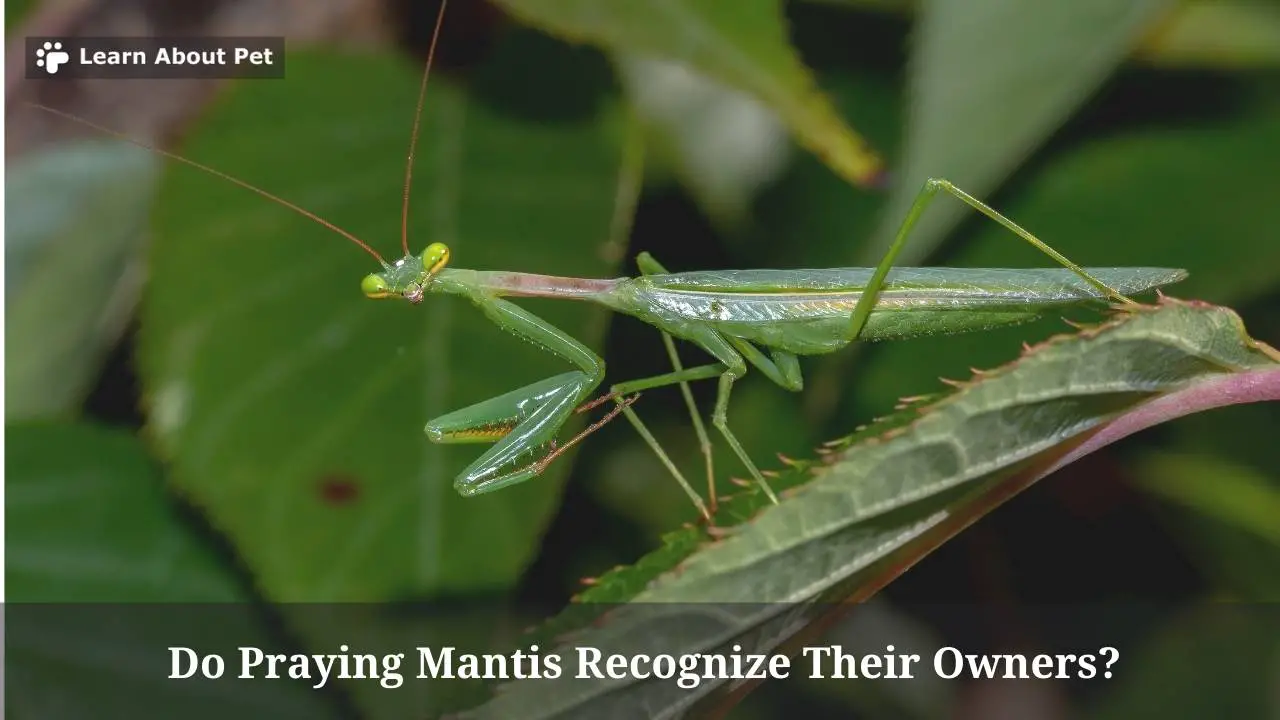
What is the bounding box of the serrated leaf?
[654,302,1278,601]
[5,422,340,718]
[5,141,158,419]
[139,48,624,601]
[863,0,1170,266]
[464,300,1279,718]
[492,0,884,187]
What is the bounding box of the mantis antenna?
[28,0,457,267]
[401,0,451,256]
[28,103,389,265]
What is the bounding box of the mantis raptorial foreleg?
[846,177,1139,341]
[434,372,595,492]
[428,295,607,495]
[427,371,590,445]
[430,374,640,491]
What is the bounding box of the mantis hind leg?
[846,177,1138,341]
[695,330,782,506]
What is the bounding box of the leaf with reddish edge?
[463,298,1279,720]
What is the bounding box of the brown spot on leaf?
[318,473,361,505]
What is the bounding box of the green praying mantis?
[34,3,1187,522]
[354,194,1184,520]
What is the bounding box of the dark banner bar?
[5,602,1277,719]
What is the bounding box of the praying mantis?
[34,1,1187,522]
[356,197,1184,520]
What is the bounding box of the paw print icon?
[35,41,70,75]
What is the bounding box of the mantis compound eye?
[422,242,450,275]
[361,273,390,298]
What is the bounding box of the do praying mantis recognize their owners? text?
[33,1,1187,522]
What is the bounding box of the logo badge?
[35,40,70,74]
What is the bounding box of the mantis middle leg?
[846,177,1139,340]
[607,253,805,514]
[607,320,794,509]
[635,251,722,510]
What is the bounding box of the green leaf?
[745,66,903,271]
[863,0,1171,266]
[1134,1,1280,68]
[6,422,240,601]
[5,141,158,419]
[5,422,341,718]
[464,300,1279,718]
[139,47,625,601]
[807,0,1280,69]
[491,0,885,187]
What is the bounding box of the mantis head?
[360,242,451,304]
